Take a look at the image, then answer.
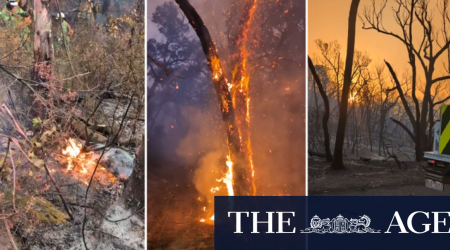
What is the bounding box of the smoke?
[175,106,228,221]
[148,0,306,199]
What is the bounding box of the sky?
[308,0,449,81]
[147,0,165,40]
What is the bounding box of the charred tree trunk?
[331,0,360,170]
[226,0,257,196]
[378,109,386,156]
[175,0,254,195]
[32,0,53,118]
[308,56,332,161]
[385,61,422,161]
[362,1,450,162]
[124,135,145,211]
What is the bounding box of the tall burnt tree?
[362,0,450,161]
[175,0,255,195]
[330,0,360,170]
[308,56,333,161]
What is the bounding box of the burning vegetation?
[0,0,145,249]
[148,0,305,247]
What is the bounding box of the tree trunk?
[378,110,385,156]
[331,0,360,170]
[124,135,145,211]
[175,0,254,195]
[308,56,332,161]
[32,0,53,118]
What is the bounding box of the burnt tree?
[124,134,145,211]
[331,0,360,170]
[175,0,254,195]
[362,0,450,161]
[308,56,333,162]
[33,0,53,81]
[32,0,53,118]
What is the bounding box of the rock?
[90,148,134,182]
[86,99,144,146]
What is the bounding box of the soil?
[308,156,450,196]
[148,163,214,250]
[0,142,145,250]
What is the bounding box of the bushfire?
[200,0,258,224]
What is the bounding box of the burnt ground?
[148,163,214,250]
[308,157,450,196]
[0,143,145,250]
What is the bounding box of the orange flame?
[230,0,257,196]
[201,0,258,224]
[62,138,82,171]
[216,155,234,196]
[62,138,93,176]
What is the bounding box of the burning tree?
[175,0,257,196]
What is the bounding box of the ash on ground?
[308,146,449,196]
[0,143,145,250]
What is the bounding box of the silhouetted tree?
[331,0,360,170]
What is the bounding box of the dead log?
[175,0,255,195]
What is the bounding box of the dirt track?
[308,157,450,196]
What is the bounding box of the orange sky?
[308,0,449,81]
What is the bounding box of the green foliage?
[32,117,42,129]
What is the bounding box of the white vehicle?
[423,105,450,191]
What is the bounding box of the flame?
[216,155,234,196]
[62,138,82,171]
[229,0,257,196]
[201,0,258,224]
[62,138,97,178]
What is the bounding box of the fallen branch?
[82,96,130,250]
[8,142,17,213]
[40,148,74,221]
[3,219,18,250]
[1,104,30,143]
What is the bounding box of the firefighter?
[0,0,31,48]
[0,0,30,26]
[55,12,73,51]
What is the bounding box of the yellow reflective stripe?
[440,105,450,154]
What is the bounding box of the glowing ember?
[200,218,205,223]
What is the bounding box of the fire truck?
[424,105,450,191]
